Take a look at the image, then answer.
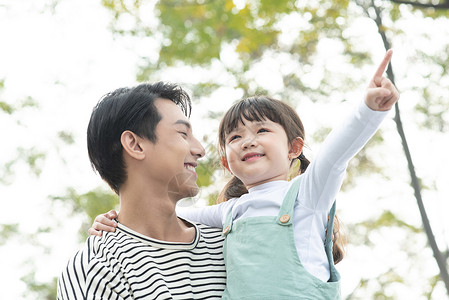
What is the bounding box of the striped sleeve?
[57,236,127,300]
[57,236,95,299]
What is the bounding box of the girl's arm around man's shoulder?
[177,199,236,229]
[88,199,234,236]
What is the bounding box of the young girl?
[90,50,399,299]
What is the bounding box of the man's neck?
[117,182,195,243]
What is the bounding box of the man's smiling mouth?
[184,163,197,172]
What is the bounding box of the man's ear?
[121,130,145,160]
[288,137,304,160]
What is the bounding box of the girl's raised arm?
[365,49,400,111]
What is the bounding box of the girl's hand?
[365,49,400,111]
[87,210,118,236]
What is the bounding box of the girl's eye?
[258,128,269,133]
[228,135,240,143]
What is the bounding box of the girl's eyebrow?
[227,120,269,135]
[253,121,268,125]
[245,120,269,127]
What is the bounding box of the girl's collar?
[247,180,288,193]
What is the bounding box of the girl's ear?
[288,137,304,160]
[121,130,145,160]
[221,157,231,173]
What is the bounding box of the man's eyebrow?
[174,119,191,129]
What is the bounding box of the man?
[57,82,226,299]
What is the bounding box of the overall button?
[280,214,290,223]
[223,225,230,235]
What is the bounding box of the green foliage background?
[1,0,449,299]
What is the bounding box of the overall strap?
[324,200,341,282]
[276,177,302,226]
[222,204,234,237]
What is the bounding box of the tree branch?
[390,0,449,9]
[357,0,449,295]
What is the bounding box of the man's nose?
[191,137,205,158]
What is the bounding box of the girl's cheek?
[227,147,239,160]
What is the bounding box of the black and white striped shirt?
[57,220,226,299]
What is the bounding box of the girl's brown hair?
[217,95,345,264]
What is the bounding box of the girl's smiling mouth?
[242,153,265,162]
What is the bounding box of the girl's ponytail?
[217,175,248,203]
[332,215,346,264]
[287,153,310,181]
[298,153,310,174]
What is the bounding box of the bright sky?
[1,0,449,299]
[0,1,139,298]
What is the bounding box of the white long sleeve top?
[178,100,390,282]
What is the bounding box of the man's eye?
[179,131,188,137]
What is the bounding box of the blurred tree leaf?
[0,94,39,115]
[102,0,363,98]
[359,210,422,233]
[51,187,119,241]
[19,96,39,109]
[0,159,16,184]
[0,147,46,183]
[207,191,220,206]
[196,159,214,187]
[18,147,46,177]
[0,101,14,114]
[21,271,57,300]
[343,131,385,191]
[413,48,449,132]
[57,131,75,145]
[0,223,19,246]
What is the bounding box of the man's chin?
[168,186,199,200]
[168,173,200,200]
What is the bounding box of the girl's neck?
[246,178,288,192]
[244,178,287,191]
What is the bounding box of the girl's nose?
[241,136,256,149]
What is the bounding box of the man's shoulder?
[56,235,101,299]
[57,231,132,299]
[63,235,101,269]
[195,223,225,246]
[196,222,223,234]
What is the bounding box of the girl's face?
[224,117,295,189]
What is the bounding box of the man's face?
[144,98,205,200]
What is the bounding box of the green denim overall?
[221,178,341,299]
